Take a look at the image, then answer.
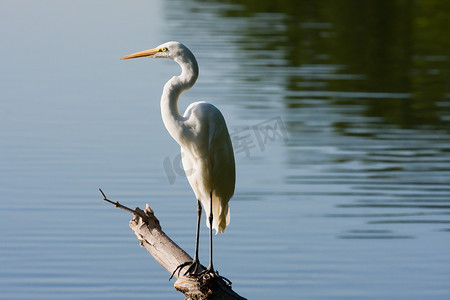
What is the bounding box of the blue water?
[1,0,449,299]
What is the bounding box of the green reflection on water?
[210,0,449,129]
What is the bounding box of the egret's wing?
[181,101,235,233]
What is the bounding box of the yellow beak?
[121,48,159,60]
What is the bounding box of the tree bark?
[100,189,245,300]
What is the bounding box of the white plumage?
[122,41,235,274]
[181,101,234,233]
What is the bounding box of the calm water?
[1,0,449,299]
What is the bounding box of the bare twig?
[99,188,149,222]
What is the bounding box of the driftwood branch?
[99,188,246,300]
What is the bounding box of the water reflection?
[163,0,450,297]
[220,0,449,129]
[186,0,450,234]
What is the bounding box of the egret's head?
[121,41,188,61]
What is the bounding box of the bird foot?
[169,260,204,281]
[198,267,232,287]
[170,262,232,287]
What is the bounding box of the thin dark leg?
[169,199,203,280]
[207,191,214,272]
[202,191,231,286]
[200,192,233,286]
[193,200,202,263]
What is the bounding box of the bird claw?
[169,261,232,287]
[169,260,204,281]
[218,273,232,287]
[184,260,204,276]
[209,271,232,287]
[195,267,233,287]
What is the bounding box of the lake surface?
[1,0,449,299]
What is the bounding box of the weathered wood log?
[99,189,246,300]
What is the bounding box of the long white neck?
[160,53,199,145]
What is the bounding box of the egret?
[122,42,235,277]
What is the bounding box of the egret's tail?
[203,195,230,234]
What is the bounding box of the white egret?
[122,42,235,277]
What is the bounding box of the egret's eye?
[160,47,168,52]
